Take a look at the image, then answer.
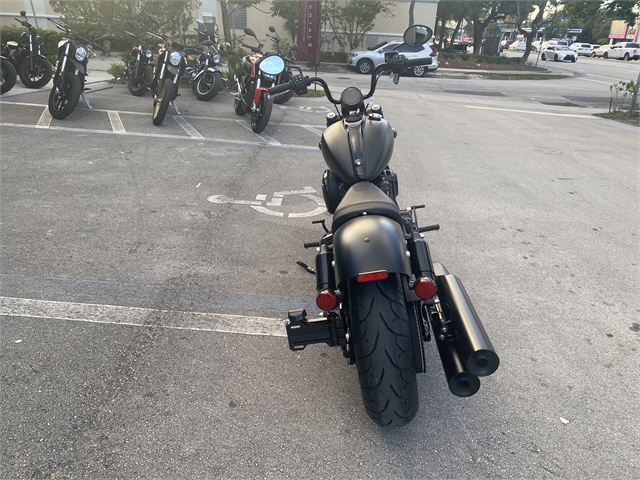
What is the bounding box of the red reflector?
[356,271,388,283]
[316,289,338,311]
[430,51,438,57]
[414,276,437,299]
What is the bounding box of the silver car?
[346,40,439,76]
[541,45,578,62]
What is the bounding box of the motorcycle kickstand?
[81,92,92,109]
[171,102,181,115]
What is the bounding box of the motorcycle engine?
[373,168,399,200]
[321,169,346,214]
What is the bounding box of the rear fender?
[333,215,410,285]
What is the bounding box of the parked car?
[589,44,601,57]
[540,40,569,52]
[593,44,614,58]
[541,45,578,62]
[606,42,640,60]
[570,43,594,56]
[346,40,439,76]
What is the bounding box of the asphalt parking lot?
[1,68,639,479]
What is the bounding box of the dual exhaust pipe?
[432,269,499,397]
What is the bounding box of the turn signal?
[414,276,437,299]
[356,270,388,283]
[316,289,338,311]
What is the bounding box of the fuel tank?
[320,114,394,185]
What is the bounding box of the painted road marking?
[174,115,204,138]
[302,125,324,136]
[108,110,126,133]
[36,107,52,128]
[0,122,318,151]
[465,105,598,119]
[577,78,612,85]
[0,296,286,337]
[235,120,282,146]
[207,186,326,218]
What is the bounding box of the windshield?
[367,41,388,51]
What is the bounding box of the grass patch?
[475,72,566,80]
[302,88,326,97]
[594,110,639,127]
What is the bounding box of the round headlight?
[213,54,221,63]
[146,49,153,59]
[169,51,182,66]
[75,46,87,61]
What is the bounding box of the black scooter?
[269,25,499,426]
[2,10,52,88]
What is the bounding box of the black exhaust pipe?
[434,335,480,397]
[436,274,499,377]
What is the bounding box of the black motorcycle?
[1,56,17,94]
[185,21,227,102]
[124,21,154,96]
[269,25,499,426]
[265,26,298,105]
[47,18,114,119]
[2,10,52,89]
[234,27,286,133]
[147,15,186,126]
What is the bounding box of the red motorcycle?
[233,27,286,134]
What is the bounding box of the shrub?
[107,62,125,82]
[0,26,64,62]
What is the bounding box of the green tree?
[48,0,201,48]
[270,0,306,42]
[468,2,515,54]
[325,0,394,53]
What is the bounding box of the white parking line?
[36,107,52,128]
[302,125,324,136]
[108,110,126,133]
[173,115,204,138]
[465,105,598,119]
[235,120,282,146]
[0,296,287,337]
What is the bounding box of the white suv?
[570,43,594,56]
[607,42,639,60]
[347,40,439,76]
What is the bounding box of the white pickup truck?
[606,42,640,60]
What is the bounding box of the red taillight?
[356,270,388,283]
[414,276,437,299]
[316,289,338,311]
[430,51,438,57]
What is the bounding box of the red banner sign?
[297,0,320,64]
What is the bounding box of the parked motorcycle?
[124,21,154,96]
[47,18,115,119]
[2,10,52,89]
[234,27,286,134]
[185,20,227,101]
[269,25,499,426]
[1,56,17,94]
[265,26,298,105]
[147,15,186,126]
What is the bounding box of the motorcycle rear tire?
[19,56,52,89]
[195,70,222,101]
[152,79,174,126]
[48,73,81,119]
[128,64,152,96]
[250,93,273,134]
[273,71,294,104]
[1,58,17,94]
[348,274,419,426]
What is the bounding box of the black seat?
[332,182,403,232]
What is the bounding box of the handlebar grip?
[418,224,440,233]
[304,242,321,249]
[405,57,433,67]
[268,81,293,95]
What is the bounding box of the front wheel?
[128,64,152,96]
[541,53,546,61]
[250,92,273,133]
[273,71,294,104]
[410,65,428,77]
[348,274,419,426]
[19,56,52,89]
[194,70,222,101]
[48,73,81,119]
[554,54,559,61]
[152,79,174,126]
[356,59,374,75]
[1,58,17,94]
[604,52,608,59]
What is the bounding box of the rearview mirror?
[269,26,276,33]
[202,40,214,47]
[291,44,298,50]
[403,24,433,47]
[20,10,26,17]
[243,27,256,38]
[149,15,161,27]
